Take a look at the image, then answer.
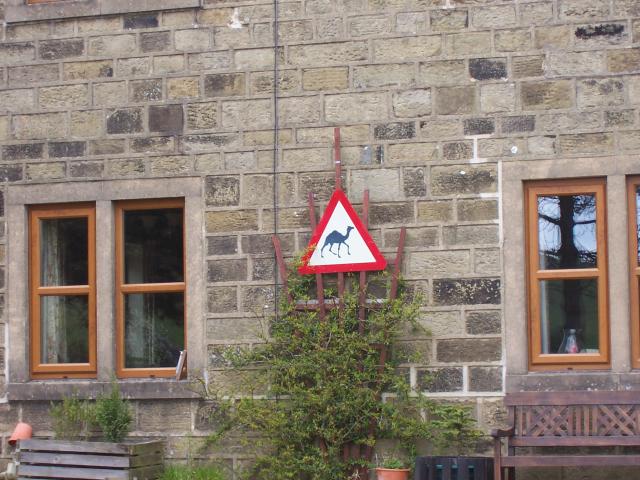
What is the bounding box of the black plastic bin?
[414,456,493,480]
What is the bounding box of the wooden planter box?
[16,439,164,480]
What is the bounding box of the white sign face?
[308,200,375,267]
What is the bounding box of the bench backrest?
[504,391,640,446]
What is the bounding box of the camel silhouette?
[320,226,354,258]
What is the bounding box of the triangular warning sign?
[299,189,387,274]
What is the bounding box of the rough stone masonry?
[0,0,637,477]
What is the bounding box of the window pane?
[538,194,597,270]
[40,295,89,364]
[124,292,184,369]
[539,279,599,354]
[124,209,183,284]
[40,218,88,286]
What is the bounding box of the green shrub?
[160,464,226,480]
[94,382,132,443]
[50,394,96,440]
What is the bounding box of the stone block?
[444,225,498,245]
[2,143,44,160]
[106,159,144,177]
[546,51,607,77]
[141,32,172,54]
[279,19,314,41]
[196,8,233,26]
[207,317,264,342]
[447,31,492,55]
[63,60,113,80]
[8,64,59,86]
[0,89,35,112]
[605,110,635,127]
[559,0,610,20]
[204,73,245,98]
[130,137,175,154]
[189,51,233,71]
[512,55,544,78]
[457,199,498,221]
[403,167,426,197]
[408,251,470,277]
[435,86,476,115]
[13,113,66,140]
[0,164,23,182]
[608,48,640,73]
[208,259,248,282]
[124,12,158,29]
[466,310,501,335]
[420,118,463,139]
[39,84,89,109]
[77,17,121,33]
[175,28,211,51]
[208,286,238,313]
[118,57,151,76]
[471,4,516,28]
[278,96,321,126]
[214,26,252,48]
[419,60,467,86]
[48,141,85,158]
[369,202,413,225]
[137,400,192,432]
[90,139,125,155]
[89,35,136,57]
[241,233,294,255]
[302,67,349,91]
[535,25,571,49]
[469,366,502,392]
[575,23,628,47]
[464,118,494,135]
[374,122,415,140]
[296,125,368,144]
[208,236,238,256]
[559,133,614,154]
[70,161,103,178]
[480,83,515,113]
[325,92,387,123]
[495,28,531,52]
[26,162,66,180]
[130,79,162,102]
[520,2,554,25]
[317,17,344,39]
[154,55,185,74]
[187,102,218,130]
[225,151,257,170]
[149,156,190,176]
[577,78,624,108]
[385,226,438,249]
[0,43,35,64]
[195,153,223,173]
[417,200,453,223]
[349,15,389,37]
[501,115,535,134]
[93,81,127,107]
[350,169,401,202]
[469,58,507,81]
[443,141,472,161]
[222,99,272,129]
[182,133,240,153]
[433,278,500,306]
[417,368,463,392]
[618,131,640,151]
[353,63,414,89]
[241,175,274,207]
[39,38,84,60]
[431,165,497,196]
[106,108,143,134]
[252,257,276,281]
[373,36,441,62]
[205,176,240,207]
[430,9,468,32]
[168,77,200,99]
[205,210,259,233]
[393,89,431,117]
[235,47,283,69]
[394,340,432,364]
[251,70,299,95]
[475,248,500,274]
[521,80,574,110]
[149,105,184,134]
[436,338,501,362]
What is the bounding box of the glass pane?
[40,295,89,364]
[636,187,640,265]
[124,292,184,369]
[538,194,597,270]
[539,279,599,354]
[124,208,183,284]
[40,217,88,286]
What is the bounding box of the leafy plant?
[201,262,482,480]
[50,394,96,440]
[160,463,226,480]
[375,457,410,470]
[94,382,132,443]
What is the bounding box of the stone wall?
[0,0,637,476]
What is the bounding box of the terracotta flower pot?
[375,467,410,480]
[9,422,32,446]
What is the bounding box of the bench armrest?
[491,426,515,438]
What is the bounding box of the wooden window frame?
[628,177,640,369]
[525,178,610,370]
[29,203,97,379]
[114,198,186,379]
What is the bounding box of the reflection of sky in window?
[538,195,596,269]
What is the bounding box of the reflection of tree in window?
[537,194,598,354]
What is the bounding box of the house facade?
[0,0,638,476]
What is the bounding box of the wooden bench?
[492,391,640,480]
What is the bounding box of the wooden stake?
[308,192,326,320]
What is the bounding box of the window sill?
[6,0,200,23]
[7,379,201,401]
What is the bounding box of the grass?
[159,463,226,480]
